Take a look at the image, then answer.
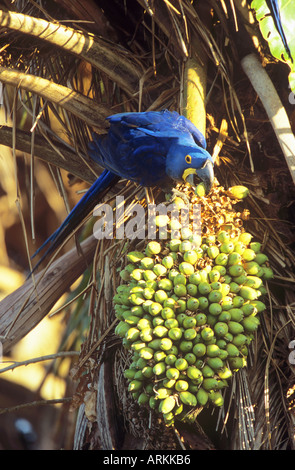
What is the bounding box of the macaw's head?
[166,144,214,194]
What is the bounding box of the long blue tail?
[30,169,119,274]
[266,0,293,62]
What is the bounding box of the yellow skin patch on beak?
[182,167,198,182]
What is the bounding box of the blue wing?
[266,0,293,62]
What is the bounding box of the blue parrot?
[266,0,293,62]
[31,110,214,271]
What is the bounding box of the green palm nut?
[140,256,154,269]
[115,321,131,338]
[242,316,260,332]
[250,300,266,312]
[149,302,163,316]
[228,264,245,277]
[218,366,232,380]
[126,327,141,342]
[215,253,228,266]
[154,350,167,363]
[120,269,131,281]
[208,291,223,304]
[153,316,165,327]
[198,282,211,295]
[229,308,244,322]
[214,265,227,276]
[242,248,256,261]
[129,292,145,306]
[231,333,247,349]
[226,343,240,357]
[198,297,209,311]
[239,232,252,245]
[239,286,259,300]
[186,297,200,312]
[127,251,145,263]
[254,253,269,265]
[139,347,154,360]
[185,353,197,365]
[209,269,221,282]
[163,378,176,389]
[174,284,187,297]
[153,325,168,338]
[160,337,173,351]
[131,341,146,352]
[143,270,158,283]
[187,366,203,381]
[149,396,158,410]
[208,391,224,407]
[124,368,137,380]
[223,275,232,284]
[207,245,220,259]
[175,299,186,313]
[232,295,245,308]
[228,252,242,265]
[134,370,145,380]
[139,327,153,342]
[168,327,183,341]
[128,380,143,392]
[162,255,174,270]
[195,313,207,326]
[214,322,229,337]
[179,340,193,353]
[203,378,219,390]
[229,282,240,294]
[207,357,224,370]
[217,230,230,243]
[244,261,261,275]
[196,388,209,406]
[154,289,168,304]
[175,357,189,371]
[163,297,176,309]
[261,267,274,280]
[188,272,202,285]
[206,344,221,357]
[228,356,247,370]
[220,296,233,310]
[245,276,263,289]
[241,303,257,317]
[138,392,150,406]
[184,328,197,340]
[201,327,215,342]
[250,242,261,253]
[169,239,181,252]
[187,283,198,296]
[158,278,173,291]
[179,262,195,276]
[153,362,166,376]
[218,349,229,360]
[182,316,197,329]
[153,264,167,277]
[228,321,244,335]
[179,391,197,407]
[183,250,199,265]
[165,318,179,329]
[165,354,177,366]
[220,242,234,254]
[173,273,187,286]
[130,269,144,281]
[159,396,176,415]
[161,306,175,320]
[193,342,206,357]
[202,364,214,377]
[166,367,180,380]
[232,274,248,285]
[155,387,172,399]
[143,287,155,300]
[146,241,162,255]
[175,380,189,392]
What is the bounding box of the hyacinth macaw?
[31,110,214,271]
[266,0,293,62]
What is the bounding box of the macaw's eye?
[185,154,192,164]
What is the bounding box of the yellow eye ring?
[185,154,192,164]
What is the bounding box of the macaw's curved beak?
[183,160,214,194]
